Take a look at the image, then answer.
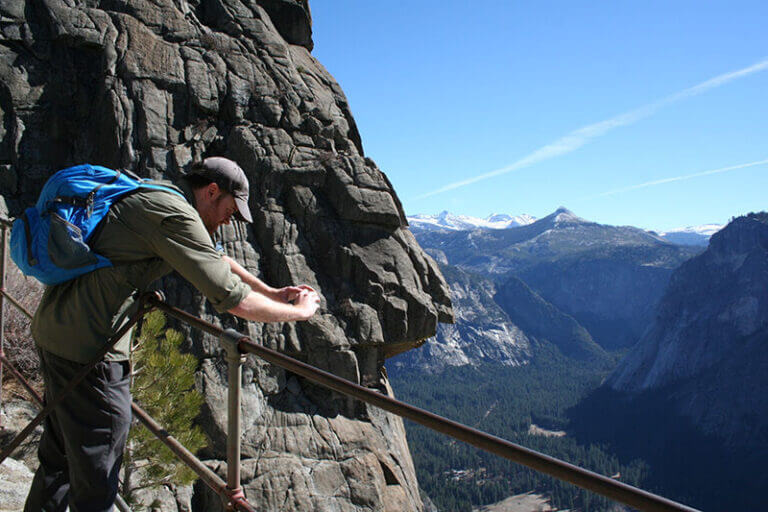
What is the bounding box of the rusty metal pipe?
[0,292,160,465]
[114,493,131,512]
[147,296,699,511]
[0,353,43,406]
[0,288,34,320]
[131,402,256,512]
[148,300,252,509]
[0,225,7,426]
[147,296,223,337]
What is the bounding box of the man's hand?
[273,284,317,304]
[293,287,320,320]
[223,254,322,322]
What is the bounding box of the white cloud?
[415,58,768,200]
[581,159,768,200]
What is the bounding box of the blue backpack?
[10,164,184,286]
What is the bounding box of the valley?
[389,209,763,511]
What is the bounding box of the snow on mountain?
[409,209,722,247]
[408,211,536,231]
[656,224,724,246]
[660,224,723,237]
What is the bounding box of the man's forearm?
[222,255,276,298]
[228,291,312,323]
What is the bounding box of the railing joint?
[220,328,247,362]
[224,485,246,511]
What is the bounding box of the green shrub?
[122,310,207,505]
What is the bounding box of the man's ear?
[206,182,221,199]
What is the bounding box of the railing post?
[220,328,246,509]
[0,224,7,427]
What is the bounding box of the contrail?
[414,58,768,200]
[580,158,768,200]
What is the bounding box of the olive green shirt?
[31,181,252,363]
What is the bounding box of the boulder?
[0,457,33,512]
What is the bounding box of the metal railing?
[0,290,254,510]
[0,218,701,512]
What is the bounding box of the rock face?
[0,457,34,512]
[494,276,607,363]
[569,213,768,510]
[0,1,452,510]
[390,262,612,375]
[608,212,768,445]
[390,265,531,374]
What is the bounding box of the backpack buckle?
[86,191,95,217]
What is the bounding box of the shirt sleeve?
[141,204,252,313]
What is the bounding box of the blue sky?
[311,1,767,231]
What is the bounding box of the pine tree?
[122,310,207,506]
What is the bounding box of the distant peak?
[544,207,584,226]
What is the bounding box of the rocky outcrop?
[0,399,41,470]
[0,1,452,510]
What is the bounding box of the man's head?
[184,157,253,234]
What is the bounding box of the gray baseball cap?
[188,157,253,223]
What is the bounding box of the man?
[24,157,320,511]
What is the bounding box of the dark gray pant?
[24,350,131,512]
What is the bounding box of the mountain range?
[655,224,724,246]
[398,208,701,367]
[407,210,723,247]
[392,206,703,510]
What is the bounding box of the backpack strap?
[20,212,37,266]
[137,181,187,200]
[50,196,92,208]
[49,170,124,217]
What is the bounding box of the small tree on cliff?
[122,310,207,505]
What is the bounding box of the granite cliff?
[389,264,532,374]
[0,1,452,510]
[608,212,768,444]
[570,212,768,510]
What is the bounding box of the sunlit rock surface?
[0,1,452,509]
